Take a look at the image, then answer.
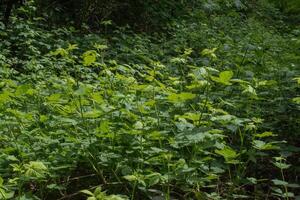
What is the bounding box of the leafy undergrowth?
[0,3,300,200]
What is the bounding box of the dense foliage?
[0,0,299,199]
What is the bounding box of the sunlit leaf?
[82,50,97,66]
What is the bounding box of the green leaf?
[107,195,127,200]
[15,84,31,96]
[83,110,102,118]
[47,93,61,102]
[292,97,300,104]
[255,131,275,138]
[215,147,239,163]
[253,140,276,150]
[50,48,68,57]
[201,48,217,59]
[293,77,300,84]
[247,177,257,184]
[24,161,48,178]
[168,92,196,103]
[272,179,288,186]
[98,121,110,133]
[176,112,201,122]
[94,44,108,50]
[91,92,104,104]
[211,71,233,85]
[242,85,257,96]
[81,189,94,196]
[123,175,138,182]
[67,43,78,51]
[283,192,295,198]
[146,173,161,186]
[133,121,143,130]
[287,183,300,188]
[273,162,291,170]
[219,71,234,82]
[82,50,97,66]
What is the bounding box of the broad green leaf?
[83,110,102,118]
[91,92,104,104]
[82,50,97,66]
[50,48,68,57]
[98,121,110,133]
[292,97,300,104]
[253,140,276,150]
[101,20,112,25]
[273,162,291,170]
[47,93,61,102]
[219,71,234,83]
[283,192,295,198]
[134,121,143,130]
[168,92,196,103]
[146,173,161,186]
[123,175,138,182]
[107,195,127,200]
[215,147,239,163]
[15,84,31,96]
[149,131,164,140]
[287,183,300,188]
[247,177,257,184]
[24,161,47,178]
[175,112,201,122]
[255,131,275,138]
[81,189,94,196]
[242,85,257,96]
[272,179,288,186]
[67,43,78,51]
[201,48,217,59]
[293,77,300,84]
[0,91,11,105]
[211,71,233,85]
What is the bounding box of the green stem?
[280,168,289,200]
[131,181,137,200]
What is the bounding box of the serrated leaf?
[83,110,102,118]
[272,179,288,186]
[82,50,97,66]
[242,85,257,96]
[81,189,94,196]
[201,48,217,59]
[168,92,196,103]
[247,177,257,184]
[273,162,291,169]
[123,175,138,182]
[51,48,68,57]
[253,140,276,150]
[24,161,47,178]
[292,97,300,104]
[211,71,233,85]
[134,121,143,130]
[255,131,275,138]
[215,147,238,162]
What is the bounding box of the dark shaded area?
[32,0,198,31]
[1,0,24,25]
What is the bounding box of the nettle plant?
[1,42,297,200]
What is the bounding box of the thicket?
[4,0,300,30]
[0,0,299,199]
